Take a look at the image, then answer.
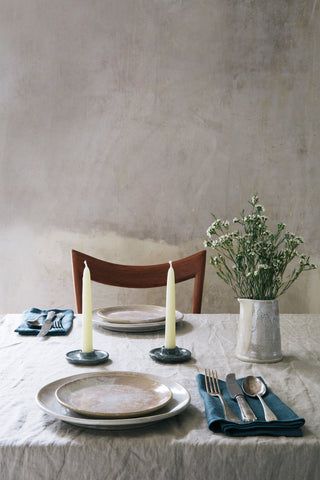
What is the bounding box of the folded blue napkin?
[15,308,74,336]
[196,374,305,437]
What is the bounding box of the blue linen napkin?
[15,308,74,336]
[196,374,305,437]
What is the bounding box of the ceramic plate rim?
[55,373,173,418]
[92,308,184,332]
[36,371,191,430]
[97,305,166,324]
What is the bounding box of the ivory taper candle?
[82,261,93,353]
[165,261,176,349]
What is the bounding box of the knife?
[37,311,56,337]
[226,373,257,422]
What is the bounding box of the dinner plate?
[36,371,191,430]
[97,305,166,324]
[92,308,184,332]
[55,373,172,418]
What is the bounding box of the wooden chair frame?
[71,249,206,314]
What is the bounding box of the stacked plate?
[92,305,184,332]
[36,371,190,430]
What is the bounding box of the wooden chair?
[71,249,206,314]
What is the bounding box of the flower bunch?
[204,194,317,300]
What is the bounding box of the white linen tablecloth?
[0,313,319,480]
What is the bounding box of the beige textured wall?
[1,0,319,314]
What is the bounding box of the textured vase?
[236,298,282,363]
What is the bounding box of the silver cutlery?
[37,311,57,337]
[27,312,47,327]
[28,311,64,330]
[52,312,64,329]
[226,373,257,422]
[204,369,241,423]
[242,376,278,421]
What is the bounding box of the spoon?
[242,376,277,422]
[27,311,55,328]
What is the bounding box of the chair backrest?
[71,249,206,314]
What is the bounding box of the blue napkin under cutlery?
[196,374,305,437]
[15,308,74,336]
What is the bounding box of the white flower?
[251,194,258,205]
[210,239,220,248]
[258,264,269,270]
[211,256,220,266]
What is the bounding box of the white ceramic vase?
[236,298,282,363]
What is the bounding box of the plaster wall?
[0,0,319,314]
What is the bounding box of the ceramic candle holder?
[66,349,109,365]
[149,345,191,363]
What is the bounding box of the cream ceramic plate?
[55,373,172,418]
[97,305,166,324]
[36,372,190,430]
[92,308,184,332]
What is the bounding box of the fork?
[204,369,241,423]
[52,312,64,329]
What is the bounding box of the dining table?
[0,311,319,480]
